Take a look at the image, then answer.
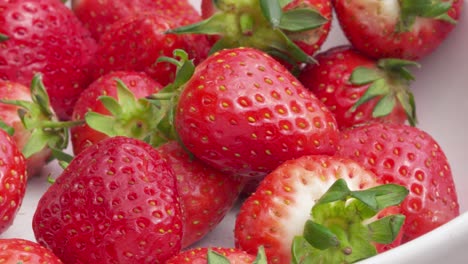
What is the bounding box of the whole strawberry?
[165,247,263,264]
[0,128,27,235]
[174,0,333,66]
[33,136,183,263]
[235,155,408,263]
[71,71,164,155]
[157,141,245,248]
[337,122,460,242]
[332,0,464,60]
[298,45,417,129]
[174,47,339,178]
[0,0,97,120]
[0,238,63,263]
[72,0,203,41]
[91,12,210,86]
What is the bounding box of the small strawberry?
[336,122,460,242]
[165,246,266,264]
[157,141,245,248]
[72,0,202,41]
[173,0,332,66]
[71,71,164,155]
[0,238,63,263]
[235,155,408,263]
[91,12,210,86]
[0,128,27,235]
[32,136,183,263]
[332,0,464,60]
[298,45,418,129]
[172,47,339,178]
[0,0,97,120]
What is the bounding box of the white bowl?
[3,0,468,263]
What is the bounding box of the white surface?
[2,0,468,263]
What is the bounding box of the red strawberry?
[173,47,339,178]
[0,0,97,120]
[91,12,210,86]
[157,141,245,248]
[72,0,202,41]
[0,238,63,263]
[165,247,261,264]
[235,155,408,263]
[298,45,418,129]
[336,122,460,242]
[332,0,464,60]
[0,128,27,235]
[32,136,183,263]
[71,71,164,155]
[173,0,332,66]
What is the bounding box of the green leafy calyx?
[398,0,457,32]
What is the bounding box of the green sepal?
[397,91,417,126]
[49,147,74,166]
[167,12,236,36]
[368,214,406,244]
[350,67,383,85]
[398,0,456,32]
[372,93,397,118]
[279,9,328,32]
[0,121,15,136]
[253,246,268,263]
[303,220,340,250]
[22,129,49,158]
[85,112,118,137]
[260,0,282,28]
[279,0,293,8]
[0,33,8,42]
[377,59,420,81]
[206,246,268,264]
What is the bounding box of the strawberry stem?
[0,33,8,42]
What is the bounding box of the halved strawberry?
[235,155,408,263]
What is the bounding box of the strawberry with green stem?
[298,45,418,129]
[332,0,464,60]
[235,155,408,263]
[171,0,332,67]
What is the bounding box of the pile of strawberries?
[0,0,463,263]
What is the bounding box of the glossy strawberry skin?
[0,0,97,120]
[91,13,210,86]
[234,155,399,263]
[32,136,183,264]
[298,45,407,129]
[71,71,163,155]
[0,81,51,177]
[0,238,63,264]
[157,141,245,248]
[72,0,202,41]
[0,129,27,235]
[175,47,339,178]
[165,247,256,264]
[337,122,460,242]
[332,0,463,60]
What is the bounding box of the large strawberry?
[0,238,63,264]
[298,45,418,129]
[0,128,27,235]
[172,47,339,178]
[71,71,164,155]
[32,136,183,263]
[173,0,332,66]
[336,122,460,242]
[72,0,203,41]
[332,0,464,60]
[157,141,245,248]
[0,0,97,120]
[235,155,408,263]
[91,12,210,86]
[165,247,266,264]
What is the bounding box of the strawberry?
[298,45,418,129]
[91,12,210,86]
[0,128,27,235]
[71,71,164,155]
[336,122,460,242]
[234,155,408,263]
[72,0,202,41]
[332,0,464,60]
[157,141,245,248]
[0,238,63,263]
[172,0,332,66]
[165,247,265,264]
[0,0,97,120]
[32,136,183,263]
[172,47,339,178]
